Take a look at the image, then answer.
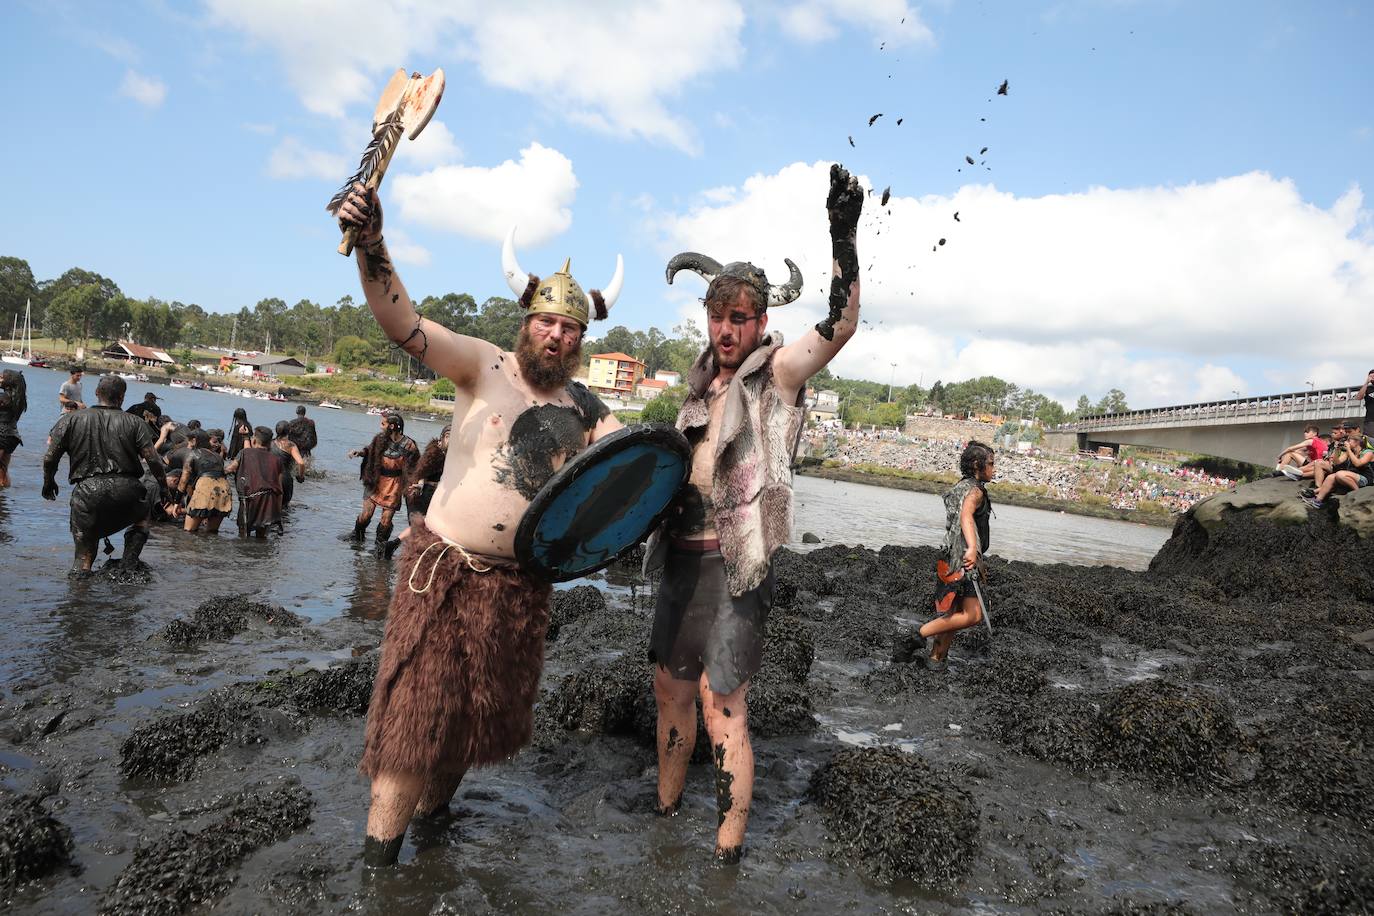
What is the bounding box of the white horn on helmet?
[502,225,531,296]
[599,254,624,311]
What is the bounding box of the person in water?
[347,412,418,552]
[271,420,307,509]
[920,440,996,672]
[159,428,192,521]
[57,366,85,411]
[287,405,318,463]
[0,369,28,489]
[227,407,253,460]
[180,429,233,534]
[333,182,622,866]
[41,374,167,572]
[227,425,283,537]
[405,424,450,523]
[642,164,864,863]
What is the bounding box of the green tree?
[639,385,686,424]
[418,292,477,336]
[0,256,37,329]
[1096,388,1128,414]
[431,377,456,396]
[471,296,523,349]
[1074,394,1092,418]
[332,335,377,368]
[598,325,638,358]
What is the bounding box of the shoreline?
[796,465,1179,528]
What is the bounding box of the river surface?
[1,366,1163,686]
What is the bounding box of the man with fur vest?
[644,164,864,862]
[333,183,623,866]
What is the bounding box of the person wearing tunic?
[41,374,167,572]
[287,405,318,463]
[228,426,283,537]
[180,429,233,533]
[405,424,450,522]
[227,408,252,460]
[0,369,28,489]
[271,420,307,509]
[919,440,996,671]
[347,412,418,552]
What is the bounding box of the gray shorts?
[649,547,773,696]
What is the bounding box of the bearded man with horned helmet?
[333,183,623,866]
[643,164,864,863]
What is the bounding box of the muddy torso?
[0,395,18,439]
[48,406,152,483]
[187,448,227,481]
[672,386,727,540]
[425,348,609,559]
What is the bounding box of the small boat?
[409,414,438,423]
[253,391,271,400]
[169,379,190,388]
[117,371,149,382]
[189,381,207,391]
[268,393,287,402]
[318,401,343,410]
[27,358,48,368]
[3,300,35,366]
[211,385,238,395]
[366,406,385,416]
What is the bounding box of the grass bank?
[797,463,1178,528]
[290,376,450,412]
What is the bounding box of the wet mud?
[4,490,1373,913]
[159,594,305,645]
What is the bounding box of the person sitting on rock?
[1274,424,1326,480]
[920,440,996,672]
[1303,424,1356,498]
[1304,428,1374,508]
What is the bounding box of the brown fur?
[589,289,608,321]
[360,519,552,778]
[518,274,541,310]
[406,435,447,490]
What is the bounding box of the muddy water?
[8,367,1354,915]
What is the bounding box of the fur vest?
[645,333,805,595]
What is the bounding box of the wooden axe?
[326,67,445,256]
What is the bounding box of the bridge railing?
[1053,386,1366,432]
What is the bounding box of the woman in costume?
[226,407,252,460]
[919,440,996,671]
[180,429,233,533]
[347,412,418,552]
[272,420,307,509]
[228,426,284,537]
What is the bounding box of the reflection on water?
[0,367,1168,685]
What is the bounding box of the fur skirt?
[360,519,552,778]
[187,477,232,517]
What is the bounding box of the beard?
[515,324,582,391]
[710,335,752,370]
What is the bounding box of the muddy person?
[644,164,864,863]
[333,182,623,867]
[227,426,283,537]
[226,407,252,460]
[287,405,318,463]
[0,369,28,488]
[179,429,233,534]
[41,374,167,573]
[920,440,996,672]
[346,412,418,553]
[271,420,307,509]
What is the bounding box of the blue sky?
[2,1,1371,407]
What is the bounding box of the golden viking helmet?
[502,226,623,326]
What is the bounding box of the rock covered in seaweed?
[0,793,74,890]
[99,785,313,916]
[808,746,979,886]
[159,594,305,645]
[546,585,607,641]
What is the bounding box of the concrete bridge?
[1043,385,1369,467]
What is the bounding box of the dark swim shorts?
[69,474,155,541]
[0,434,20,453]
[649,546,774,696]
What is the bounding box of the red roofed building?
[587,351,645,398]
[101,340,175,367]
[636,377,669,399]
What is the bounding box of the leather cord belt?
[671,536,720,552]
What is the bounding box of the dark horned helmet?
[664,252,803,307]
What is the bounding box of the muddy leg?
[183,513,201,533]
[352,497,377,540]
[701,674,752,861]
[72,532,97,573]
[0,449,11,488]
[204,514,224,534]
[654,666,698,815]
[413,769,466,820]
[365,770,427,866]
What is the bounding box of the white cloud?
[650,163,1374,406]
[385,229,431,267]
[266,137,348,180]
[390,142,577,245]
[394,118,462,168]
[777,0,934,46]
[206,0,746,152]
[119,69,167,108]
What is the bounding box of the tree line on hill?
[1,254,1126,424]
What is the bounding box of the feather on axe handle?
[328,68,446,257]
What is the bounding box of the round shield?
[515,424,691,582]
